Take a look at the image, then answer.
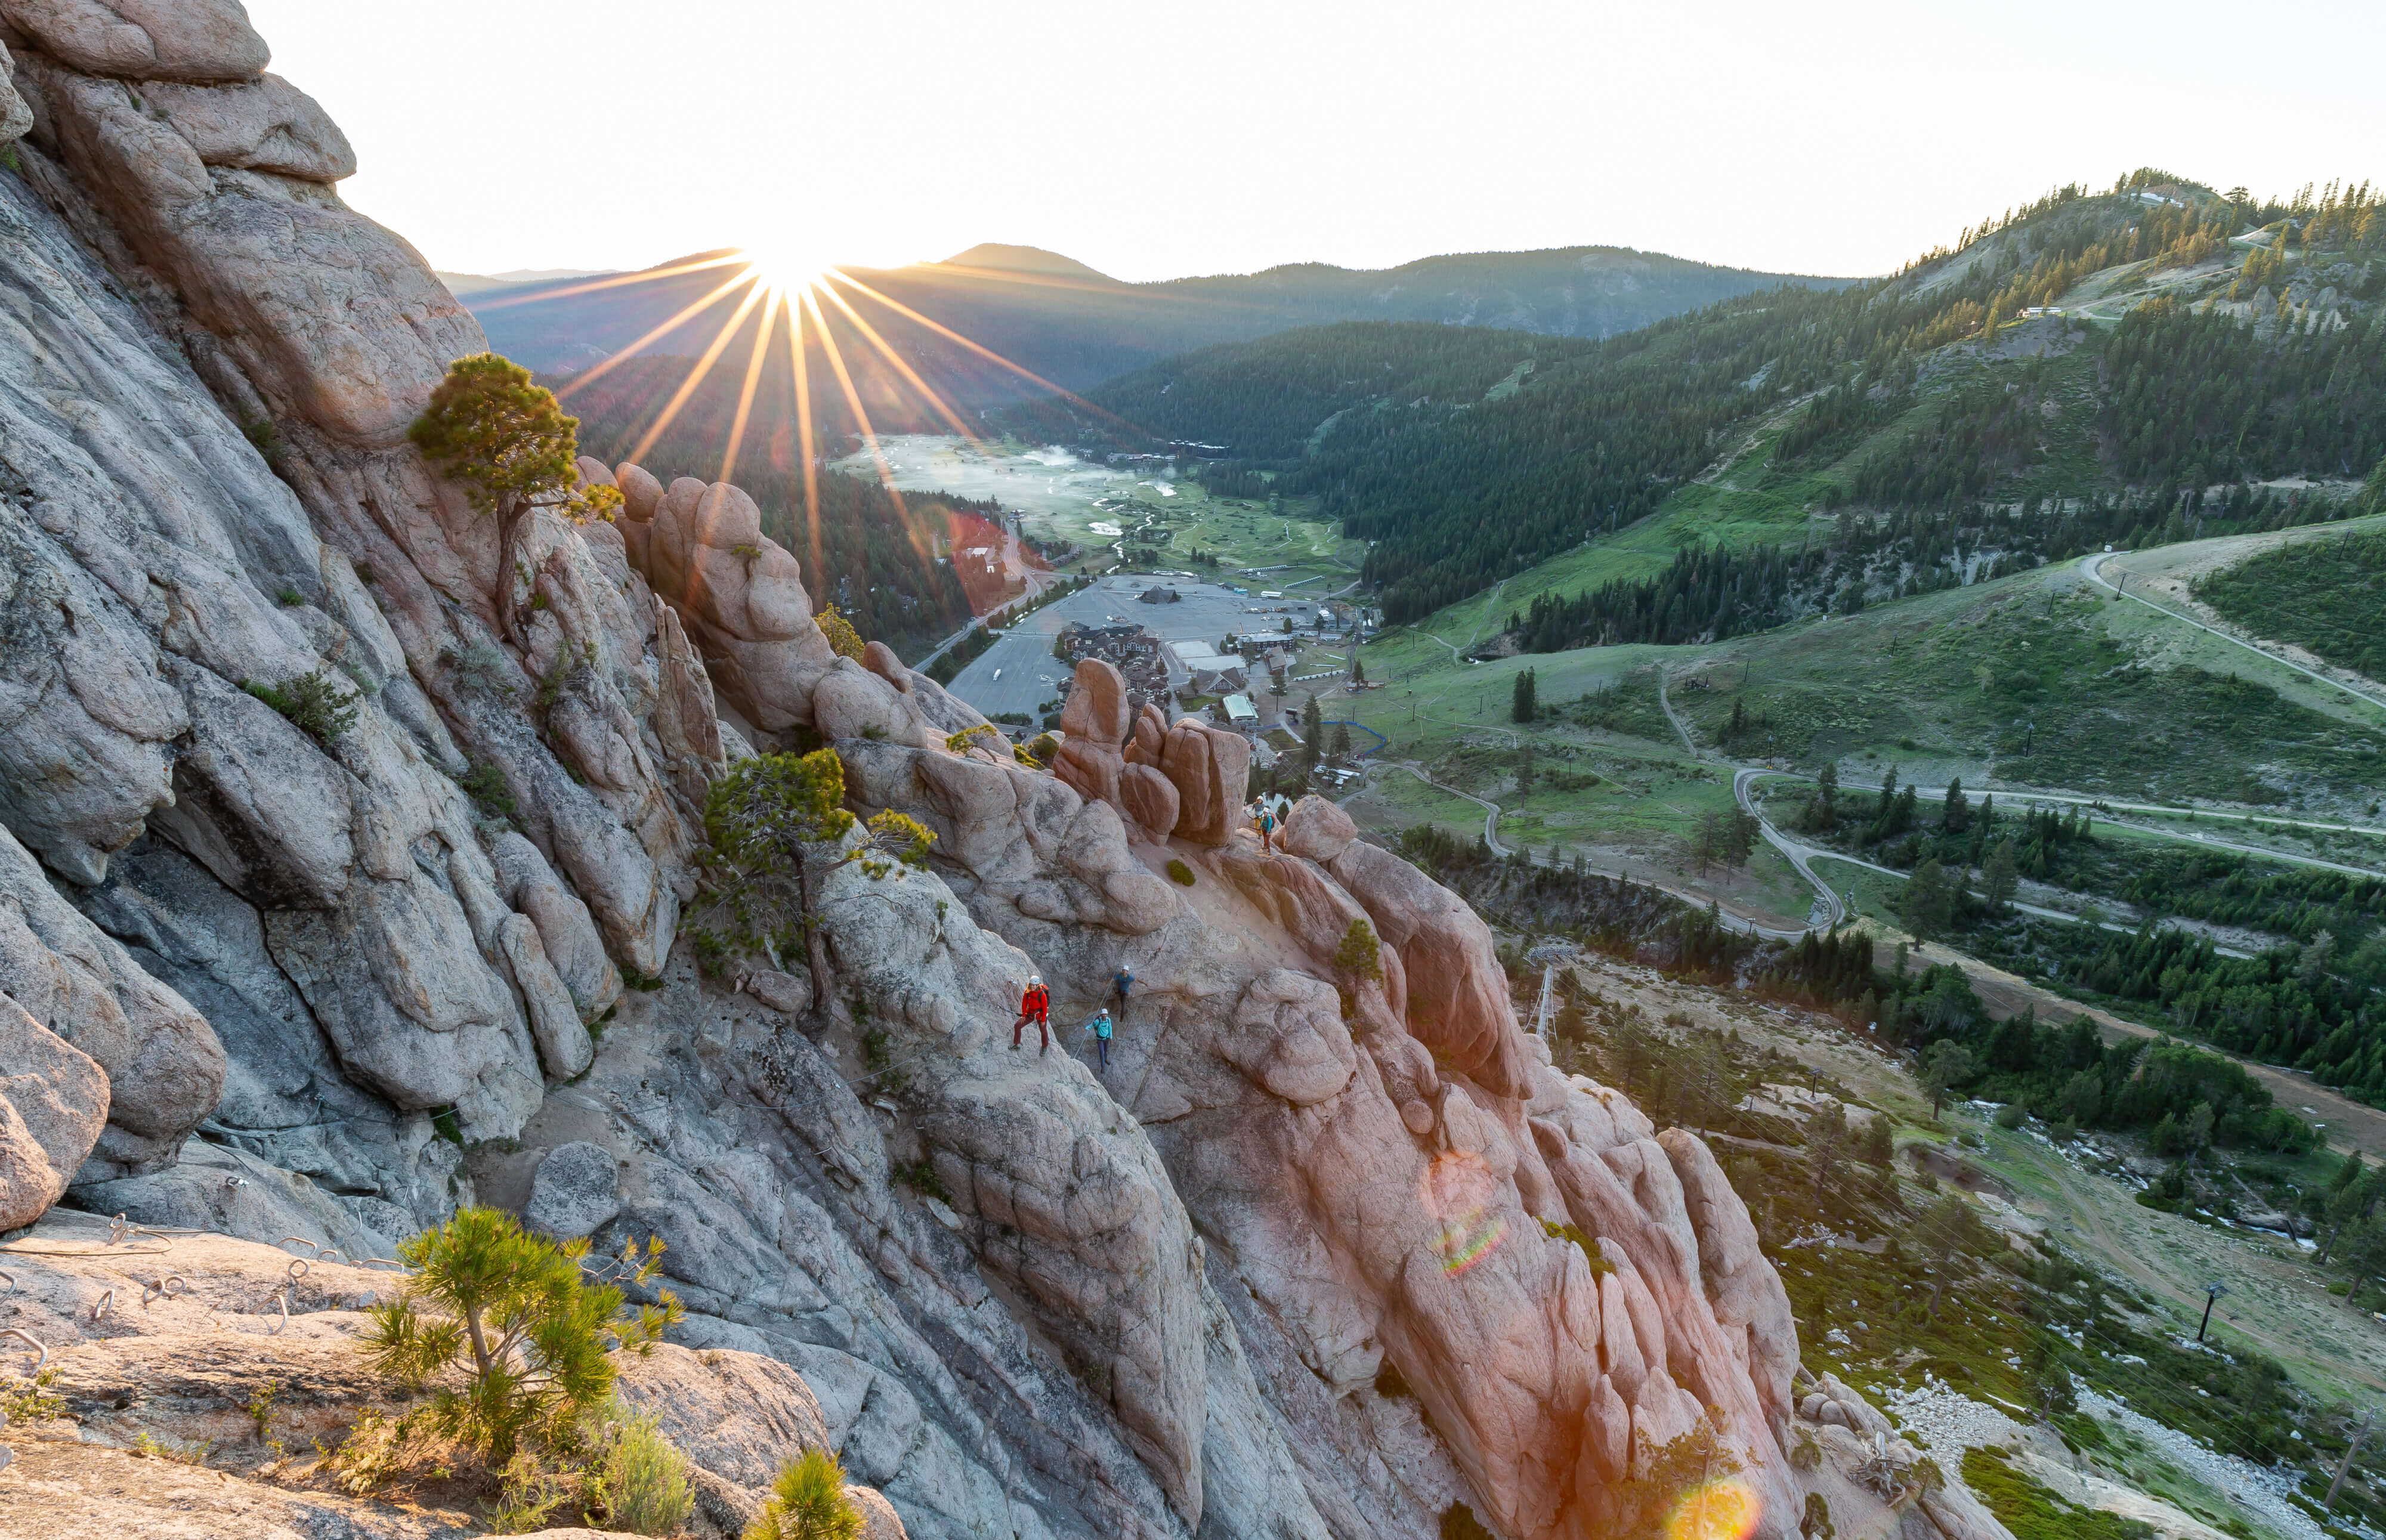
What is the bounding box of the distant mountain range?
[435,267,616,298]
[459,240,1855,405]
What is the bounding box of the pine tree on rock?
[410,354,622,646]
[700,750,935,1028]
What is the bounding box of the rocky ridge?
[0,7,2010,1539]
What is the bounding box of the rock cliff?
[0,9,2008,1540]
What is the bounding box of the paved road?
[1731,768,1844,929]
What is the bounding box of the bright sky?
[245,0,2386,285]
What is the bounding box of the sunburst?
[543,237,1146,619]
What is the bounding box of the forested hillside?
[1016,173,2386,625]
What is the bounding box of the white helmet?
[1028,973,1041,986]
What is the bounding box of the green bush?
[744,1449,863,1540]
[458,762,518,821]
[245,671,359,747]
[589,1409,694,1536]
[1166,859,1196,886]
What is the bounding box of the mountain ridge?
[464,238,1856,400]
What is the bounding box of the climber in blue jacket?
[1084,1008,1114,1072]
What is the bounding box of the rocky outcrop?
[0,1211,907,1539]
[0,823,219,1179]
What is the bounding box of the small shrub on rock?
[816,604,865,660]
[744,1449,863,1540]
[587,1408,695,1536]
[1166,859,1196,886]
[458,762,518,821]
[245,670,360,747]
[359,1206,681,1462]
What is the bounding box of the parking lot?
[944,575,1318,722]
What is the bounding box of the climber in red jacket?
[1012,975,1052,1053]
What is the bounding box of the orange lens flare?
[719,287,784,485]
[555,270,761,400]
[1422,1151,1507,1276]
[1665,1480,1761,1540]
[799,286,908,522]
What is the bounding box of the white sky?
[243,0,2386,284]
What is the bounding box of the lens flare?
[1664,1479,1761,1540]
[1423,1151,1508,1276]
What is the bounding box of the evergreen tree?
[1920,1040,1974,1118]
[1900,859,1954,940]
[1512,667,1538,723]
[1982,837,2020,912]
[409,354,621,647]
[701,751,935,1027]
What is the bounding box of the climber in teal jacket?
[1084,1008,1114,1072]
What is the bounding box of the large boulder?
[20,55,483,444]
[1278,794,1358,863]
[0,994,107,1227]
[1118,763,1182,843]
[1052,658,1131,807]
[1160,718,1250,845]
[1,0,271,82]
[134,73,354,181]
[526,1139,621,1240]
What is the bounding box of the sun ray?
[826,270,1081,401]
[466,252,752,311]
[813,276,985,446]
[825,271,1145,436]
[719,286,785,485]
[627,278,771,467]
[800,286,911,534]
[555,269,761,400]
[786,296,823,583]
